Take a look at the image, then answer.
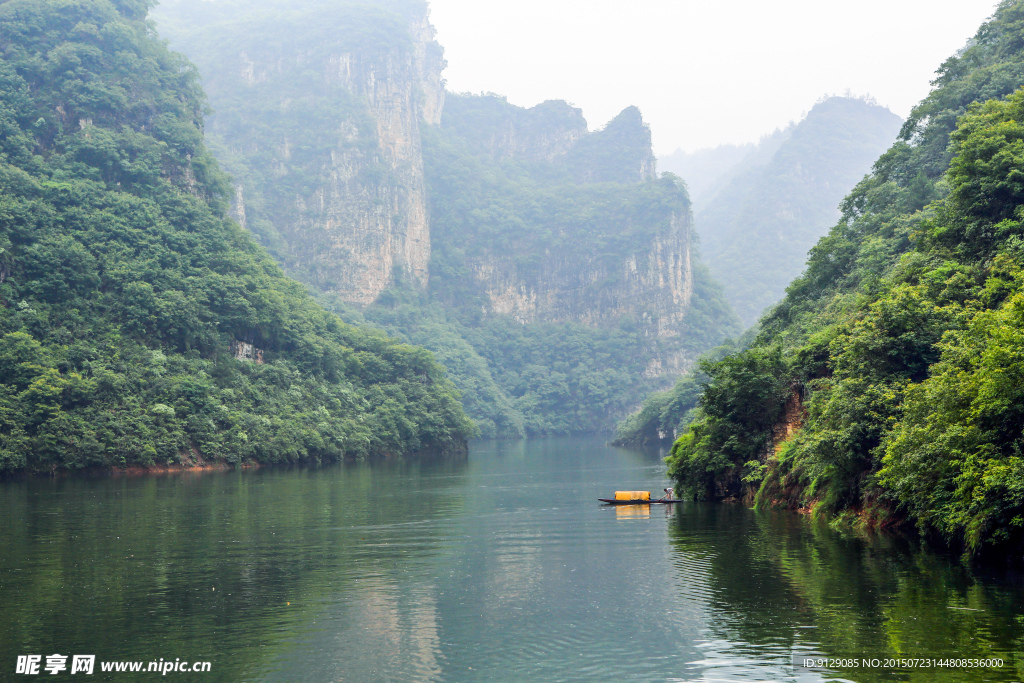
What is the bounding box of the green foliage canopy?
[0,0,473,473]
[664,1,1024,553]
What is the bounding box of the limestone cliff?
[471,211,694,376]
[441,94,588,162]
[299,22,441,302]
[155,0,739,435]
[474,214,693,334]
[156,0,444,305]
[425,95,723,381]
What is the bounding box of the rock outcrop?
[427,92,709,378]
[441,94,588,162]
[564,106,658,184]
[158,0,445,305]
[442,95,657,183]
[474,215,693,336]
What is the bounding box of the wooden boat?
[599,498,683,505]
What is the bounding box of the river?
[1,436,1022,681]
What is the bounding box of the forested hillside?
[618,99,901,447]
[350,95,740,436]
[155,2,741,437]
[665,0,1024,553]
[0,0,473,474]
[695,97,902,325]
[659,139,765,206]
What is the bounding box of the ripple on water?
[4,437,1024,683]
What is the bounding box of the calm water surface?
[2,436,1023,681]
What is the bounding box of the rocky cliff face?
[297,24,441,303]
[468,207,694,377]
[157,0,444,305]
[431,97,685,333]
[441,94,588,162]
[474,215,693,335]
[161,1,686,331]
[155,0,738,436]
[426,93,711,379]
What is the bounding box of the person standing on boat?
[663,488,674,500]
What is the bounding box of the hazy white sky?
[428,0,1001,155]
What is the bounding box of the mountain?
[659,142,758,206]
[0,0,473,474]
[663,0,1024,554]
[418,94,740,434]
[154,0,741,437]
[618,99,902,448]
[659,127,797,209]
[428,95,693,344]
[693,97,903,326]
[154,0,443,306]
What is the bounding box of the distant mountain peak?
[674,96,903,325]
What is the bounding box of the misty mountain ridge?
[659,94,893,210]
[440,94,657,184]
[668,95,903,325]
[659,129,789,206]
[154,0,740,437]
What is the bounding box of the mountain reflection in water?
[1,436,1021,681]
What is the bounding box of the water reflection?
[265,437,701,682]
[616,504,652,519]
[1,437,1023,682]
[0,458,471,681]
[668,504,1024,682]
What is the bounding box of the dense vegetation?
[612,338,744,448]
[0,0,473,473]
[154,0,742,440]
[327,262,737,438]
[382,101,739,436]
[155,0,431,278]
[665,0,1024,553]
[694,96,902,325]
